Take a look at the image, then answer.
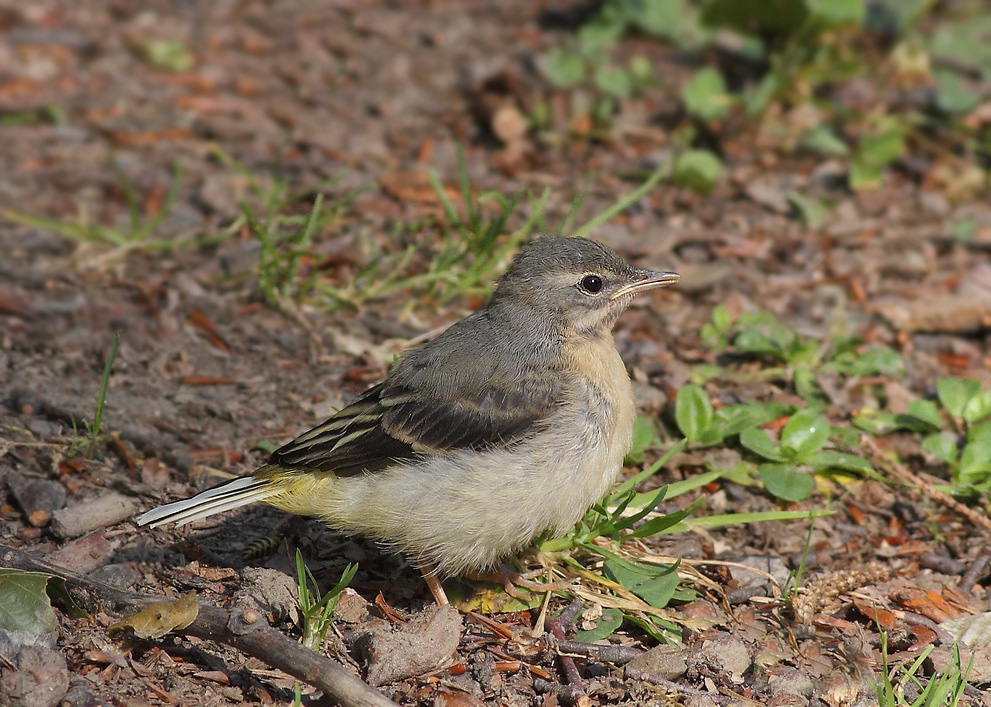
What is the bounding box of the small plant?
[294,550,357,652]
[67,331,120,457]
[424,146,547,301]
[702,308,904,406]
[855,378,991,498]
[873,634,971,706]
[675,383,786,448]
[676,385,877,502]
[534,433,827,640]
[6,161,184,250]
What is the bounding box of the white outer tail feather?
[135,476,276,528]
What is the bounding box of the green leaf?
[851,129,905,190]
[575,607,625,643]
[867,0,933,33]
[799,125,850,156]
[908,399,945,431]
[674,509,831,532]
[628,497,704,539]
[625,0,699,45]
[930,15,991,83]
[594,64,634,98]
[937,378,981,418]
[922,433,958,465]
[780,410,831,460]
[701,0,809,36]
[625,414,659,465]
[732,312,799,361]
[676,384,714,443]
[714,402,789,438]
[711,304,731,332]
[578,3,628,55]
[852,410,898,434]
[787,191,828,230]
[962,390,991,426]
[682,67,732,121]
[759,464,815,502]
[672,149,723,193]
[0,569,58,635]
[806,0,865,28]
[740,426,787,462]
[141,39,193,73]
[628,55,653,85]
[958,433,991,485]
[544,47,585,88]
[602,557,680,609]
[961,422,991,482]
[853,407,942,435]
[794,368,826,406]
[933,69,981,115]
[806,451,883,481]
[744,73,779,115]
[848,348,905,377]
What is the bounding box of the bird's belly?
[316,351,636,577]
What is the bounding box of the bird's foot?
[467,567,572,600]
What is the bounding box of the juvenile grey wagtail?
[137,237,680,604]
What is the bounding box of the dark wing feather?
[268,325,563,477]
[269,386,416,475]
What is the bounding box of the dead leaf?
[380,170,460,204]
[186,308,232,354]
[110,591,199,639]
[890,586,964,624]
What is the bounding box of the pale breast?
[315,332,638,576]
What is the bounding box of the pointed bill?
[609,269,681,300]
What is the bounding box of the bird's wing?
[268,369,561,477]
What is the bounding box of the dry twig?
[0,545,392,707]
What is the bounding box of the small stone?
[683,697,719,707]
[358,604,462,686]
[0,642,70,707]
[625,645,687,681]
[768,667,814,698]
[334,588,371,624]
[814,674,873,707]
[727,554,790,589]
[232,568,300,626]
[60,684,112,706]
[7,477,66,520]
[88,564,143,590]
[698,633,751,683]
[49,533,115,574]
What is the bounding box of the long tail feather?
[136,476,278,528]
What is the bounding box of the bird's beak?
[609,269,681,300]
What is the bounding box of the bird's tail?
[135,470,281,528]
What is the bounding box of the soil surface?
[2,1,991,706]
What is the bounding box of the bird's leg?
[417,561,449,605]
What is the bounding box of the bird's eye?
[578,274,604,294]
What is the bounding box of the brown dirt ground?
[2,1,991,706]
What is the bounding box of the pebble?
[697,633,751,683]
[7,477,66,523]
[768,667,814,698]
[357,604,462,686]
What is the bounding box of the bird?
[136,236,680,604]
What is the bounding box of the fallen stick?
[0,544,393,707]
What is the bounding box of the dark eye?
[578,274,604,294]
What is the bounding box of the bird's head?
[490,237,680,337]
